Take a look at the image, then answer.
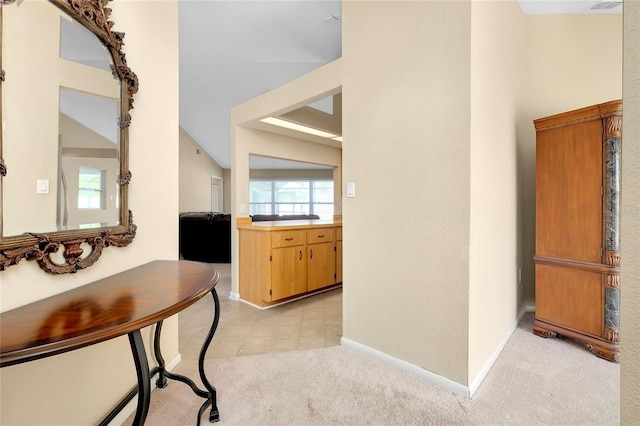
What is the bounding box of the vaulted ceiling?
[179,1,342,169]
[177,0,621,170]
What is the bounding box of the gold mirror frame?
[0,0,138,274]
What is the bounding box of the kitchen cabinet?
[238,219,342,308]
[271,231,307,301]
[307,228,336,292]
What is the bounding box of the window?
[78,167,105,209]
[249,179,334,219]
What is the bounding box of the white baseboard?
[166,353,182,372]
[229,290,240,301]
[468,308,527,397]
[239,285,342,310]
[107,353,182,425]
[342,307,531,400]
[340,337,471,398]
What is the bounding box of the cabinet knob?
[285,237,294,241]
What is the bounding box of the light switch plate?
[37,179,50,195]
[346,182,355,198]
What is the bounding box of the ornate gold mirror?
[0,0,138,273]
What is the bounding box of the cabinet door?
[535,264,602,336]
[271,246,307,301]
[307,241,336,292]
[536,119,603,262]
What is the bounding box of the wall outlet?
[240,203,247,214]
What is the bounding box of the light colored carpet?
[123,313,619,425]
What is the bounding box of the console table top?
[0,260,218,367]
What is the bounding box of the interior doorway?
[211,175,222,213]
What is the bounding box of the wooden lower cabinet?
[271,245,307,301]
[239,223,342,308]
[336,227,343,284]
[307,228,336,292]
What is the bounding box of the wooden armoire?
[533,100,621,362]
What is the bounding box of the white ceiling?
[177,0,621,170]
[179,0,342,169]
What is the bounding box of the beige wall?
[518,13,623,306]
[179,127,226,213]
[621,1,640,422]
[341,0,625,394]
[468,0,524,385]
[250,168,333,180]
[342,1,472,385]
[2,1,66,235]
[0,1,180,424]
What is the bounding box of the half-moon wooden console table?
[0,260,221,425]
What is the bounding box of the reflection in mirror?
[1,3,120,236]
[58,88,120,231]
[0,0,138,274]
[249,155,335,220]
[59,16,111,71]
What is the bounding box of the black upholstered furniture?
[179,212,231,263]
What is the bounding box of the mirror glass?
[1,2,121,236]
[58,87,120,231]
[0,0,137,274]
[59,15,112,71]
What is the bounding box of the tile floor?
[178,263,343,361]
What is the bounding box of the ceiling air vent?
[322,11,342,24]
[589,1,622,10]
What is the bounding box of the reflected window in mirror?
[78,167,105,210]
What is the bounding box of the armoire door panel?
[535,264,602,337]
[536,119,603,263]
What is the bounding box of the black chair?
[179,212,231,263]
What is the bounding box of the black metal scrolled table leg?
[153,321,168,388]
[198,288,221,423]
[150,288,221,425]
[128,330,151,426]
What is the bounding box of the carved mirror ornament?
[0,0,138,273]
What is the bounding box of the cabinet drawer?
[272,230,305,248]
[306,228,335,244]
